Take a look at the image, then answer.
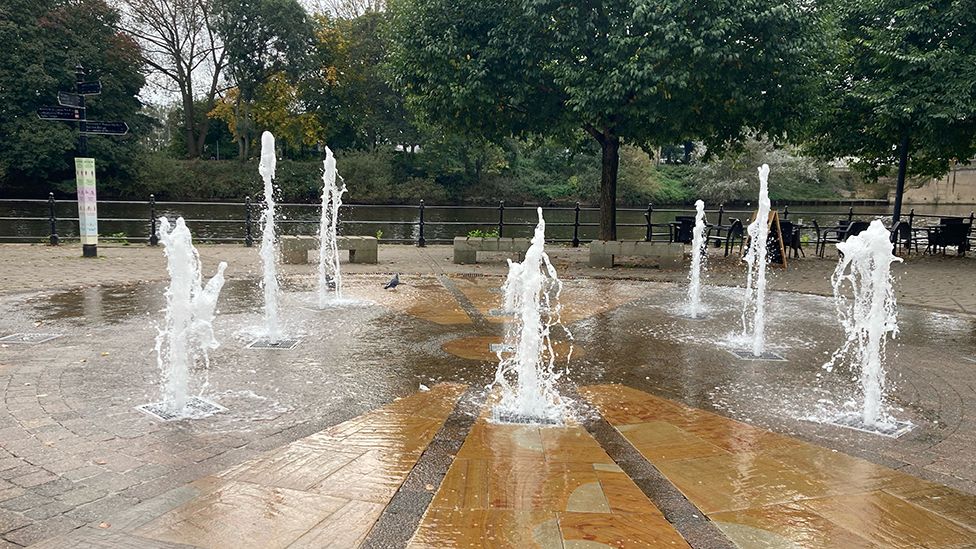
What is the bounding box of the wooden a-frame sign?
[742,210,788,268]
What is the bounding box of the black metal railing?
[1,196,972,249]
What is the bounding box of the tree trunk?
[182,94,199,159]
[892,134,910,223]
[599,133,620,241]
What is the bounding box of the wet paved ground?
[0,243,974,547]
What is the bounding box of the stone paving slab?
[582,384,976,548]
[1,243,974,315]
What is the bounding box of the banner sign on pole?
[75,158,98,247]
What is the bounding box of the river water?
[0,201,972,244]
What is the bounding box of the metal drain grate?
[136,396,226,421]
[0,333,62,344]
[728,349,787,361]
[247,338,301,350]
[825,413,913,439]
[495,412,561,426]
[489,343,516,354]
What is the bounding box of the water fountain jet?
[258,131,282,342]
[686,200,707,318]
[491,208,572,424]
[742,164,771,356]
[152,217,226,416]
[318,147,347,307]
[824,219,906,433]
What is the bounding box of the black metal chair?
[706,218,744,256]
[889,221,915,255]
[671,216,696,244]
[778,220,803,258]
[928,222,972,256]
[819,220,869,257]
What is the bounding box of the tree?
[0,0,146,196]
[388,0,820,239]
[306,12,419,151]
[806,0,976,222]
[119,0,226,159]
[212,0,314,158]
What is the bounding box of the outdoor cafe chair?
[778,220,804,258]
[710,218,744,257]
[927,222,972,256]
[817,220,869,258]
[671,216,696,244]
[889,221,915,255]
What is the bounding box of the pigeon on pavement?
[384,273,400,290]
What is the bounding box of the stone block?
[587,240,684,269]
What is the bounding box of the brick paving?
[0,242,973,546]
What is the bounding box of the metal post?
[75,65,87,156]
[497,200,504,238]
[783,205,790,220]
[644,203,653,242]
[908,208,915,228]
[148,194,159,246]
[848,206,854,222]
[572,202,581,248]
[244,196,253,247]
[417,200,426,247]
[717,203,724,226]
[47,193,59,246]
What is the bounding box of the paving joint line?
[435,274,492,330]
[581,412,736,549]
[361,385,483,549]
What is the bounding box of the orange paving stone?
[449,275,649,324]
[441,335,580,362]
[582,384,976,549]
[347,276,471,325]
[135,383,466,549]
[410,410,690,548]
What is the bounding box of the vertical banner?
[75,158,98,247]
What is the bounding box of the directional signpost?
[82,121,128,136]
[57,91,84,108]
[37,106,82,122]
[36,64,128,257]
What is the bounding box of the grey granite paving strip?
[361,386,483,549]
[582,415,737,549]
[435,274,492,330]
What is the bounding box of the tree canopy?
[0,0,146,196]
[806,0,976,220]
[388,0,822,238]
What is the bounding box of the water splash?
[742,164,771,356]
[686,200,708,318]
[318,147,347,307]
[258,131,281,341]
[491,208,572,423]
[155,217,227,414]
[824,219,902,427]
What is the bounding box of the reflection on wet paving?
[441,335,580,363]
[449,274,650,325]
[409,406,689,548]
[343,275,472,325]
[129,383,465,549]
[582,384,976,548]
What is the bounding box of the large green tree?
[807,0,976,222]
[212,0,313,158]
[0,0,146,196]
[388,0,819,239]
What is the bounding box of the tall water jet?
[686,199,707,318]
[155,217,227,414]
[824,219,902,428]
[258,131,281,341]
[317,147,347,307]
[491,208,572,424]
[742,164,771,356]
